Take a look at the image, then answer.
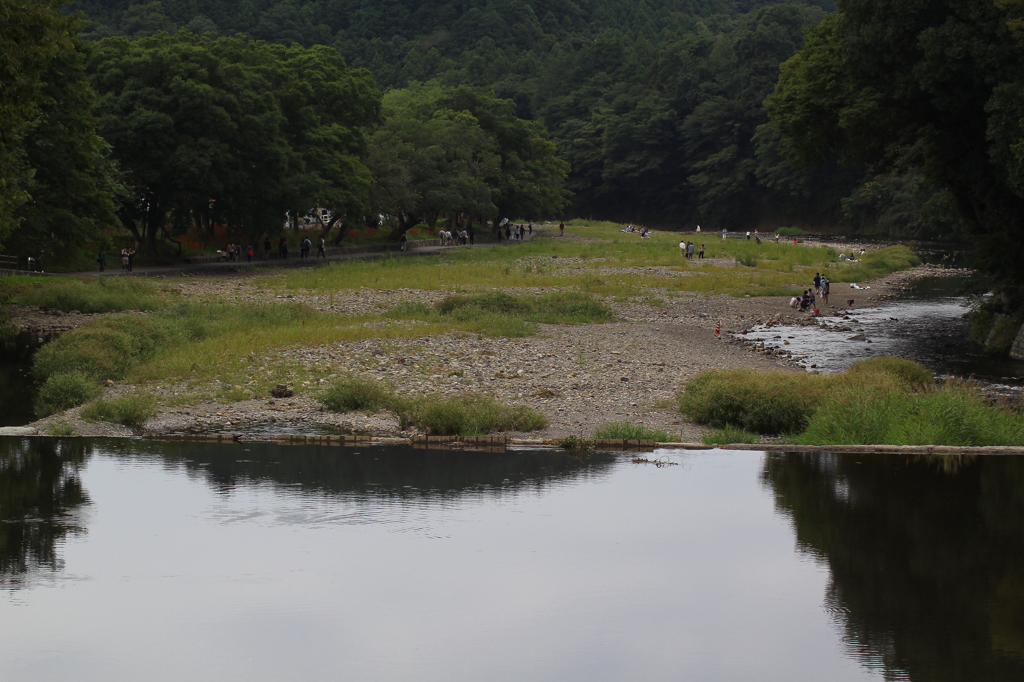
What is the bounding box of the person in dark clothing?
[279,236,288,259]
[97,251,106,272]
[264,237,272,259]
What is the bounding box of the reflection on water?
[4,437,1024,681]
[763,452,1024,680]
[0,332,46,427]
[0,438,91,588]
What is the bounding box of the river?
[1,437,1021,681]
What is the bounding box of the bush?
[392,394,548,435]
[592,421,673,442]
[35,372,101,416]
[80,393,156,427]
[320,378,394,413]
[777,227,804,236]
[677,369,829,435]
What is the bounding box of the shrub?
[80,393,156,427]
[320,378,394,413]
[777,227,804,236]
[44,419,77,436]
[677,369,828,435]
[592,421,673,442]
[392,394,548,435]
[35,372,101,416]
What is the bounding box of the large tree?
[766,0,1024,297]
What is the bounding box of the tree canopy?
[766,0,1024,296]
[87,33,381,248]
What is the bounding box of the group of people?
[622,225,650,238]
[439,227,472,245]
[791,272,830,310]
[120,247,136,271]
[678,241,705,260]
[501,223,530,241]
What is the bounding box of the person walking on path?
[264,237,272,260]
[698,244,705,260]
[820,276,830,305]
[301,237,311,258]
[813,273,821,291]
[278,236,288,259]
[559,222,565,236]
[121,248,129,271]
[679,240,686,257]
[468,225,475,245]
[317,237,326,258]
[127,248,135,272]
[687,241,695,260]
[246,244,254,262]
[722,228,727,239]
[400,231,408,251]
[96,251,106,272]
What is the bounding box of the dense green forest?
[8,0,1024,314]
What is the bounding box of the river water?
[2,437,1022,681]
[737,276,1024,392]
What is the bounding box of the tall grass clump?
[319,377,394,413]
[392,394,548,435]
[388,291,614,337]
[678,369,831,435]
[80,393,156,427]
[15,277,166,312]
[34,371,102,416]
[592,421,673,442]
[33,314,183,381]
[795,380,1024,446]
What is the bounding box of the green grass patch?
[592,421,673,442]
[776,227,804,237]
[80,393,156,427]
[12,277,167,312]
[700,426,761,445]
[387,291,614,337]
[34,371,101,416]
[44,418,77,436]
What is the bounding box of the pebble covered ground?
[7,232,960,441]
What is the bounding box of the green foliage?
[392,393,548,435]
[776,227,803,236]
[592,422,673,442]
[319,377,393,413]
[88,33,382,248]
[80,393,156,427]
[34,371,101,416]
[678,369,830,435]
[14,277,165,312]
[767,0,1024,301]
[33,315,180,381]
[678,358,1024,445]
[796,381,1024,447]
[700,426,761,445]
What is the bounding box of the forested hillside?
[66,0,933,231]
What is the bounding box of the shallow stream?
[736,276,1024,392]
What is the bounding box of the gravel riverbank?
[8,244,961,440]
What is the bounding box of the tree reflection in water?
[0,438,91,589]
[763,452,1024,681]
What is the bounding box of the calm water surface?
[2,437,1022,681]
